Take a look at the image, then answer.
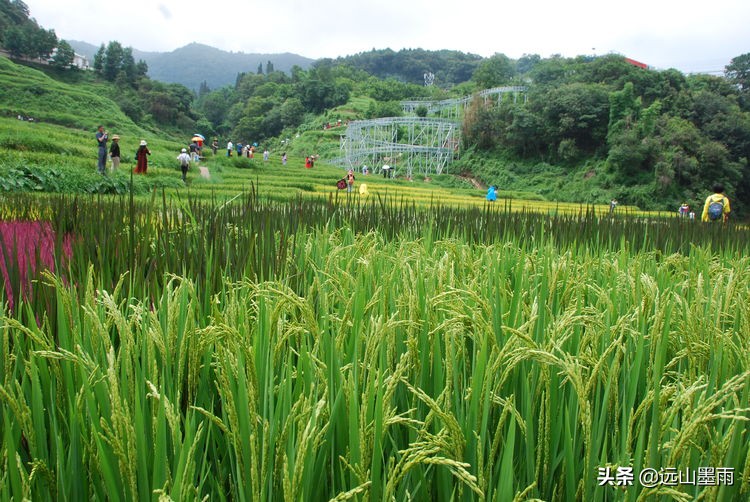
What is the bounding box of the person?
[95,125,108,175]
[382,164,391,178]
[177,148,191,182]
[678,203,690,217]
[263,149,269,161]
[226,140,233,157]
[305,156,312,168]
[236,142,243,157]
[109,135,120,171]
[701,184,731,222]
[189,140,199,162]
[134,140,151,174]
[309,155,314,168]
[345,169,355,193]
[211,139,219,155]
[609,198,618,215]
[486,185,497,202]
[282,152,287,166]
[362,165,368,175]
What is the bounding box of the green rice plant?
[0,191,749,501]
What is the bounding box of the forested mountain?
[70,41,314,91]
[319,48,484,86]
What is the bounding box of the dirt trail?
[458,173,484,190]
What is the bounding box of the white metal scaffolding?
[331,87,526,177]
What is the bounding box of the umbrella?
[191,136,203,142]
[193,133,205,140]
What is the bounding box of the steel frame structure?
[401,86,527,120]
[331,87,527,177]
[336,117,459,178]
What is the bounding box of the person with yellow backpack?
[701,184,731,222]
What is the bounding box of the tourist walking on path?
[134,140,151,174]
[177,148,191,182]
[345,169,356,193]
[701,184,731,222]
[227,141,233,157]
[109,135,120,171]
[486,185,497,202]
[96,125,108,175]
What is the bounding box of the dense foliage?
[459,54,750,215]
[0,0,58,63]
[321,47,484,86]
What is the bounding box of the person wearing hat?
[109,135,121,171]
[134,140,151,174]
[345,169,355,193]
[177,148,191,182]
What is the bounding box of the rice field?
[0,191,748,501]
[0,115,658,218]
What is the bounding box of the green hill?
[0,56,136,132]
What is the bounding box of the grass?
[0,193,749,500]
[0,115,659,217]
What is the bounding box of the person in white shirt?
[177,148,191,182]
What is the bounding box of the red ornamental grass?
[0,220,73,310]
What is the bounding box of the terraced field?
[0,116,655,216]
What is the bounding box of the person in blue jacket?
[486,185,497,202]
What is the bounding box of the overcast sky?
[24,0,750,74]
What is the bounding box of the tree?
[517,53,541,74]
[135,59,148,78]
[462,95,503,150]
[607,82,641,137]
[266,60,274,74]
[0,0,31,27]
[3,26,28,58]
[93,44,105,73]
[725,53,750,110]
[257,62,263,75]
[725,53,750,91]
[120,47,136,84]
[279,97,304,128]
[540,82,610,154]
[472,53,516,89]
[51,39,75,68]
[103,41,124,81]
[198,80,210,97]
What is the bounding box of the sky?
[23,0,750,74]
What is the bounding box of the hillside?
[69,41,314,91]
[323,48,484,86]
[0,56,137,132]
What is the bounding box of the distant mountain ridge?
[68,41,314,91]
